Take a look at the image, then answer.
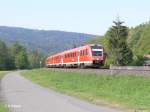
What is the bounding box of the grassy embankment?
[22,69,150,111]
[0,104,8,112]
[0,71,8,112]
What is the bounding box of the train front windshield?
[92,51,102,56]
[91,45,103,56]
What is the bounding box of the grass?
[0,71,9,112]
[0,104,8,112]
[0,71,8,76]
[22,69,150,111]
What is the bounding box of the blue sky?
[0,0,150,35]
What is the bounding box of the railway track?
[47,67,150,76]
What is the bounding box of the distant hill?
[0,26,95,54]
[86,36,104,44]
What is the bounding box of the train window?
[86,49,88,55]
[83,50,86,56]
[80,51,82,56]
[81,50,83,56]
[74,52,76,57]
[92,51,102,56]
[73,52,75,57]
[83,50,85,56]
[85,50,86,55]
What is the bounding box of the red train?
[45,44,106,68]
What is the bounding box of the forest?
[0,40,43,70]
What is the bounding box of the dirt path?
[1,71,122,112]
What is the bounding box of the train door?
[61,55,63,67]
[78,50,80,65]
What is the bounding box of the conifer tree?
[107,18,133,65]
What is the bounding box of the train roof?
[47,44,103,58]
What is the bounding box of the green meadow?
[23,69,150,111]
[0,71,8,112]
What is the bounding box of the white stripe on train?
[46,61,93,66]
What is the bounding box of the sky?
[0,0,150,35]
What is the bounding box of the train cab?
[90,44,105,67]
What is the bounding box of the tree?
[0,40,17,70]
[5,48,15,70]
[28,50,43,68]
[11,42,25,56]
[11,43,29,69]
[107,18,133,65]
[15,50,29,69]
[0,40,9,70]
